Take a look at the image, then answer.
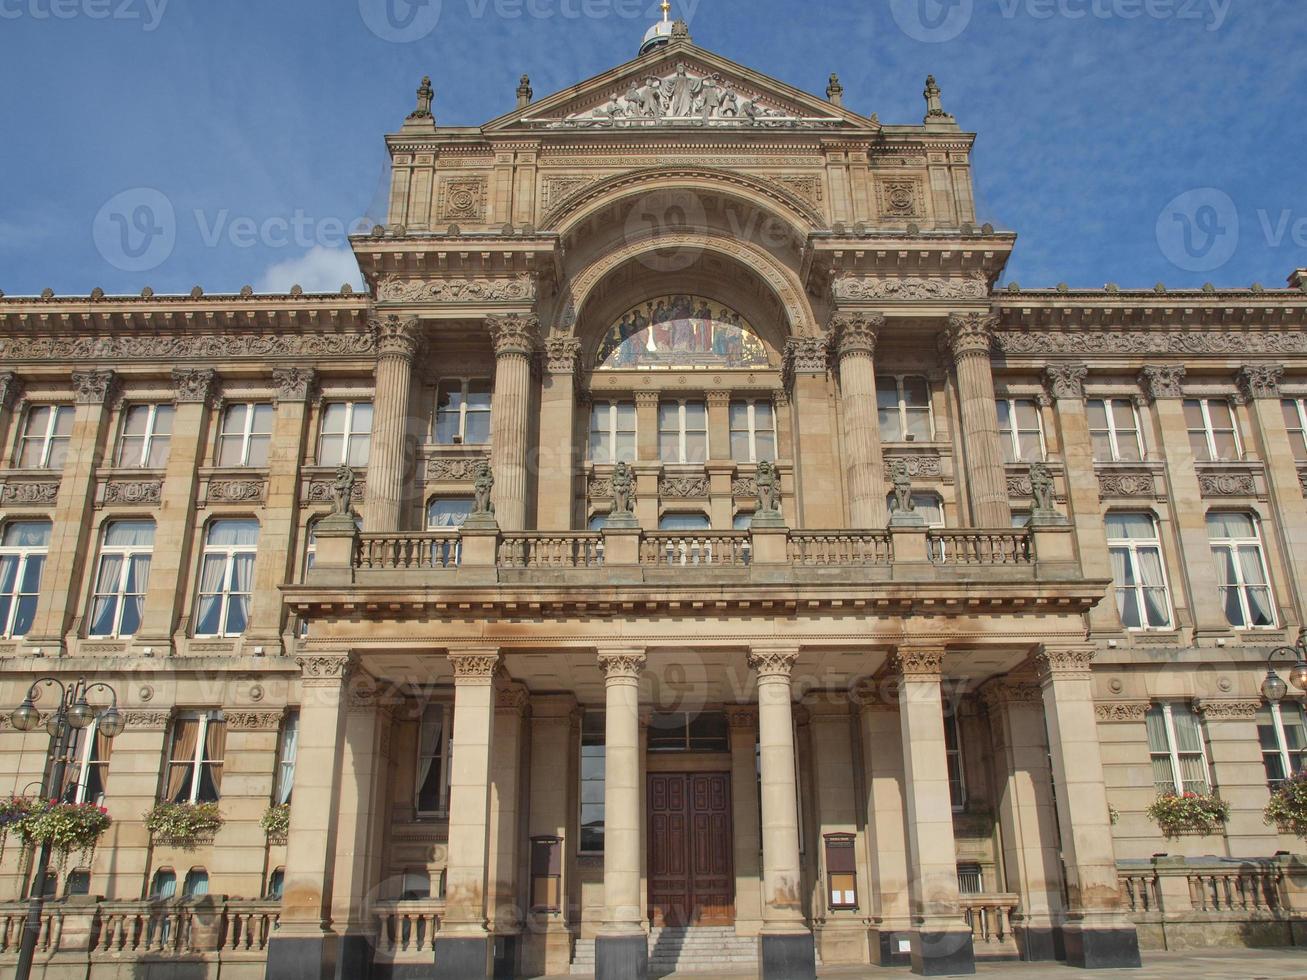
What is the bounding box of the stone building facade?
[2,18,1307,980]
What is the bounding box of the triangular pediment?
[483,41,876,134]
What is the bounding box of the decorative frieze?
[427,456,489,482]
[731,476,757,498]
[121,709,172,730]
[72,369,117,405]
[171,368,217,404]
[882,454,943,479]
[659,476,709,498]
[102,480,162,506]
[1,479,59,504]
[1196,466,1260,498]
[0,332,377,363]
[1194,699,1261,721]
[1237,364,1284,401]
[437,176,487,221]
[224,710,285,731]
[1097,470,1158,500]
[1094,701,1150,722]
[995,331,1307,358]
[1139,365,1186,401]
[304,472,366,504]
[207,478,267,505]
[832,273,987,302]
[378,275,535,304]
[1044,364,1088,401]
[588,476,613,499]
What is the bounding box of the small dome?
[640,18,673,54]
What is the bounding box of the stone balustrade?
[959,892,1019,954]
[639,530,752,567]
[788,530,892,565]
[373,899,445,962]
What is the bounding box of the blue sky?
[0,0,1302,295]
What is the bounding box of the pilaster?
[783,337,841,529]
[538,337,582,529]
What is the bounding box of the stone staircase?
[570,926,759,976]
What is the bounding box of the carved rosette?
[1139,365,1186,401]
[944,313,996,361]
[1033,646,1095,680]
[171,368,217,405]
[224,709,285,730]
[487,314,539,359]
[72,369,117,405]
[273,367,318,403]
[1094,701,1150,722]
[598,650,647,681]
[889,647,945,682]
[1043,364,1088,401]
[1238,365,1284,401]
[0,372,21,411]
[296,654,353,684]
[371,314,420,361]
[747,648,799,680]
[449,652,501,685]
[830,312,883,359]
[545,336,582,376]
[1195,699,1261,721]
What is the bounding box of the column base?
[335,932,375,980]
[758,931,816,980]
[265,933,337,980]
[492,932,519,979]
[909,928,975,976]
[870,925,914,966]
[595,933,648,980]
[1014,923,1062,962]
[433,934,492,979]
[1060,923,1141,970]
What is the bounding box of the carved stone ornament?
[1094,701,1150,722]
[1238,364,1284,401]
[437,176,487,221]
[1138,365,1186,401]
[306,473,365,503]
[224,710,285,730]
[782,336,829,386]
[1300,468,1307,497]
[0,332,377,363]
[876,178,925,219]
[774,175,823,207]
[331,465,357,516]
[1044,364,1088,401]
[833,273,987,302]
[994,330,1307,358]
[449,652,501,683]
[980,682,1043,714]
[496,684,530,712]
[171,368,217,404]
[747,648,798,679]
[427,456,490,482]
[372,314,420,360]
[487,313,539,358]
[1,480,59,504]
[72,369,117,405]
[883,454,943,479]
[730,476,757,498]
[659,476,709,498]
[273,367,317,402]
[889,647,945,681]
[944,313,996,361]
[102,480,162,505]
[121,709,172,730]
[378,275,536,305]
[725,705,758,728]
[296,654,353,680]
[1097,472,1157,499]
[545,336,583,375]
[1198,472,1257,497]
[598,650,647,680]
[1195,699,1261,721]
[207,479,266,505]
[0,372,21,411]
[830,312,882,358]
[541,175,598,210]
[1033,647,1095,679]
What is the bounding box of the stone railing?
[959,893,1019,954]
[0,903,61,954]
[358,530,461,569]
[374,899,444,962]
[639,530,752,567]
[929,529,1032,565]
[499,532,604,568]
[788,530,892,565]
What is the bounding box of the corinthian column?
[367,315,419,531]
[748,646,817,980]
[538,336,581,529]
[488,314,538,531]
[944,313,1010,527]
[832,313,887,527]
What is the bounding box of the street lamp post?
[1259,630,1307,704]
[7,677,124,980]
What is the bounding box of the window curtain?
[1170,708,1210,794]
[416,706,444,811]
[227,553,254,633]
[275,716,298,805]
[166,719,200,802]
[1137,548,1169,625]
[121,553,151,635]
[194,554,228,635]
[89,554,124,635]
[199,719,226,800]
[1145,707,1176,793]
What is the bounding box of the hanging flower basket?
[261,804,290,843]
[1264,771,1307,838]
[144,802,223,849]
[15,801,112,866]
[1146,792,1229,839]
[0,796,36,858]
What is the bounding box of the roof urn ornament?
[409,75,434,121]
[517,74,533,108]
[924,75,954,123]
[826,73,844,106]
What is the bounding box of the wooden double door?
[647,772,734,926]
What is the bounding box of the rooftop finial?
[826,73,844,106]
[661,0,671,20]
[409,75,434,121]
[516,73,533,108]
[923,74,954,124]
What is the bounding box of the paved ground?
[552,947,1307,979]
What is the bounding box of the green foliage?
[260,803,290,839]
[1264,772,1307,838]
[144,801,223,849]
[1145,792,1229,839]
[0,797,112,865]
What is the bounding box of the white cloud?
[256,246,365,294]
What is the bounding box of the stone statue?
[1027,462,1067,526]
[473,460,495,516]
[331,464,355,516]
[752,460,785,528]
[612,461,635,515]
[409,76,434,120]
[888,459,925,526]
[923,75,952,121]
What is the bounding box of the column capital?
[487,312,540,358]
[979,680,1043,714]
[496,681,531,714]
[71,368,118,405]
[371,313,421,361]
[830,311,883,359]
[1043,363,1088,401]
[705,389,732,407]
[544,335,582,375]
[634,389,661,407]
[296,653,354,686]
[1138,365,1186,401]
[273,367,318,403]
[1237,364,1284,401]
[781,336,830,385]
[1032,644,1095,681]
[597,648,647,680]
[0,371,19,411]
[943,312,996,361]
[171,368,218,405]
[889,645,945,681]
[449,650,502,685]
[725,705,758,729]
[747,646,799,679]
[1194,698,1261,721]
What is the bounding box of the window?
[88,520,155,638]
[274,712,299,805]
[183,869,209,898]
[415,703,451,816]
[877,375,932,442]
[647,711,729,752]
[886,492,944,527]
[580,711,605,854]
[956,862,983,896]
[18,405,73,469]
[425,499,471,567]
[944,710,965,809]
[62,719,111,805]
[1185,398,1241,461]
[658,400,708,464]
[194,520,259,637]
[656,512,712,564]
[435,379,491,445]
[1258,703,1307,788]
[1207,512,1276,628]
[319,401,372,467]
[400,870,432,901]
[164,712,225,803]
[1106,513,1173,630]
[729,399,776,462]
[997,398,1045,462]
[1088,398,1143,462]
[266,868,285,900]
[1145,703,1210,795]
[1284,399,1307,462]
[589,400,636,463]
[216,402,274,467]
[147,869,177,944]
[0,521,51,639]
[116,404,174,468]
[150,868,177,899]
[65,870,91,897]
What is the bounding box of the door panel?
[647,772,734,926]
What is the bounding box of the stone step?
[570,928,760,975]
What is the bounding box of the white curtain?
[90,555,124,635]
[194,554,228,635]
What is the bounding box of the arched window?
[194,519,259,637]
[89,519,155,638]
[150,868,177,899]
[65,869,91,897]
[266,868,285,900]
[0,520,51,639]
[183,868,209,898]
[595,295,771,370]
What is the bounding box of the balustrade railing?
[0,904,59,954]
[959,893,1018,948]
[788,530,892,565]
[358,531,461,569]
[499,532,604,568]
[930,529,1032,565]
[639,531,752,567]
[1188,868,1284,912]
[1120,871,1162,913]
[374,900,443,958]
